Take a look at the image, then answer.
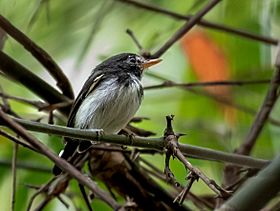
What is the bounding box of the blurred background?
[1,0,280,210]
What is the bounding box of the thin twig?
[144,79,270,90]
[237,49,280,155]
[146,72,280,127]
[0,87,21,119]
[173,172,198,205]
[141,157,215,210]
[0,27,7,49]
[126,29,143,51]
[151,0,222,58]
[176,146,231,197]
[0,129,37,151]
[0,14,74,99]
[28,0,50,28]
[27,177,56,211]
[0,51,71,116]
[57,195,70,209]
[0,159,51,173]
[0,92,47,109]
[10,143,18,211]
[117,0,279,45]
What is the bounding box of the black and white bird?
[53,53,161,175]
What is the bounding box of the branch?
[0,159,50,173]
[0,109,121,210]
[1,116,269,169]
[11,143,18,211]
[164,116,231,200]
[144,79,270,90]
[0,14,74,99]
[0,51,71,116]
[0,129,37,151]
[236,49,280,155]
[146,72,280,127]
[151,0,222,58]
[217,154,280,211]
[0,92,47,109]
[117,0,279,46]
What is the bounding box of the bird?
[53,53,161,175]
[52,53,191,211]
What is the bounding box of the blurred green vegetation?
[1,0,280,210]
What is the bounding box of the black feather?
[52,53,143,175]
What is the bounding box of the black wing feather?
[52,71,105,175]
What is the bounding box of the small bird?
[53,53,161,175]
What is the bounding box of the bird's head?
[96,53,162,79]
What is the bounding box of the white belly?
[74,76,142,134]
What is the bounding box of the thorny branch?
[163,115,231,204]
[0,14,74,99]
[151,0,222,58]
[140,156,216,210]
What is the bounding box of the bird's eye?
[128,56,136,64]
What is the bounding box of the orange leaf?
[181,30,235,125]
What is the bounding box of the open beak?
[142,58,162,69]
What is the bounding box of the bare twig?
[0,87,21,118]
[117,0,279,45]
[0,92,47,109]
[237,49,280,155]
[0,129,36,151]
[0,51,71,116]
[0,27,7,49]
[173,172,198,205]
[0,14,74,99]
[10,143,18,211]
[126,29,144,51]
[144,79,270,90]
[146,72,280,127]
[151,0,221,58]
[57,195,70,209]
[27,177,56,211]
[28,0,50,28]
[0,159,50,173]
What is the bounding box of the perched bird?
[52,53,191,211]
[53,53,161,175]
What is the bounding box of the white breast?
[74,74,143,134]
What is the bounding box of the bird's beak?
[142,58,162,69]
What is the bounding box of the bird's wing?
[52,72,105,175]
